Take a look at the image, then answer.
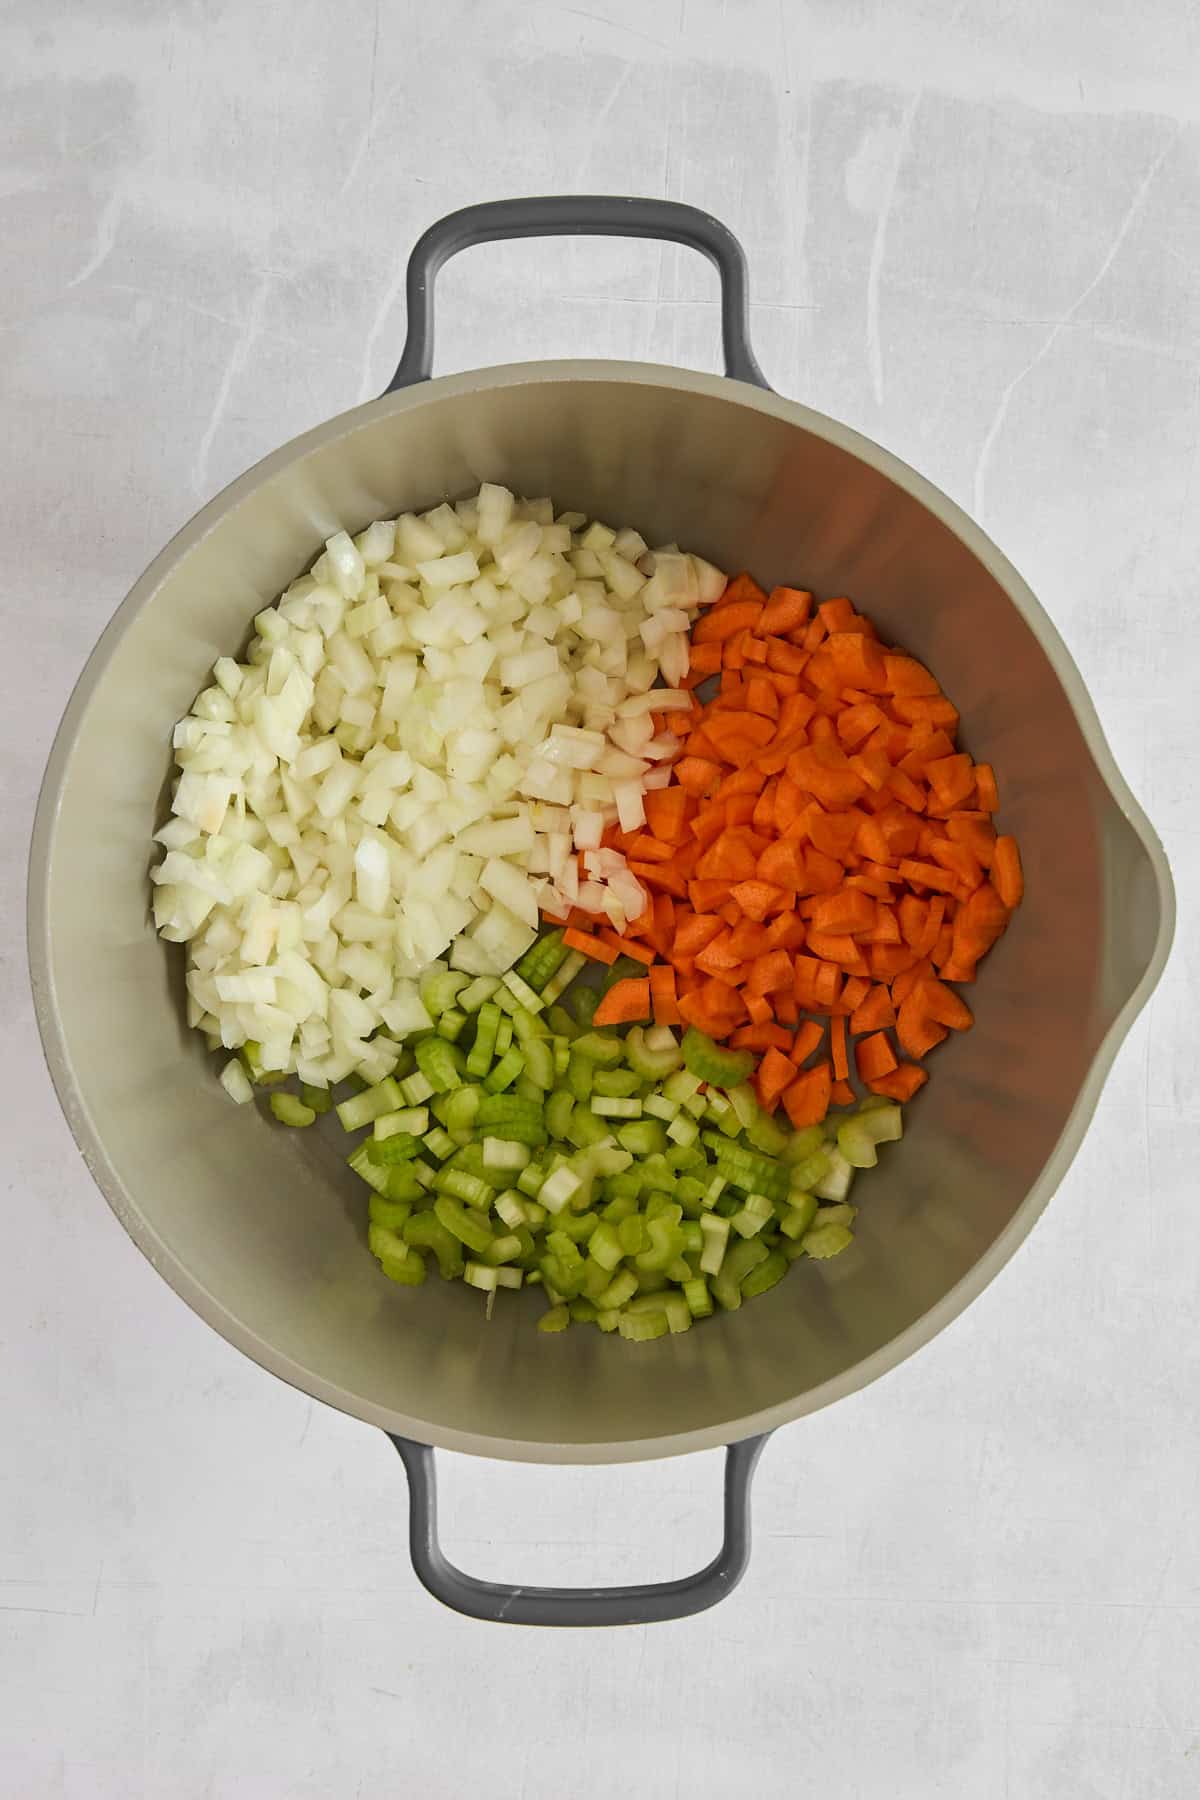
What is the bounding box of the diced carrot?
[817,596,856,634]
[745,676,780,718]
[755,1045,798,1110]
[782,1061,832,1129]
[675,756,723,796]
[831,1014,849,1082]
[693,598,765,644]
[830,1078,856,1106]
[810,886,876,937]
[562,927,619,964]
[649,963,681,1026]
[789,1019,825,1065]
[598,930,656,965]
[973,763,1000,811]
[849,983,896,1034]
[731,1022,793,1052]
[729,879,789,921]
[744,991,773,1024]
[592,978,652,1027]
[747,949,795,996]
[854,1031,900,1082]
[896,993,949,1059]
[883,654,940,696]
[760,586,813,634]
[643,786,692,845]
[805,931,870,974]
[915,976,973,1031]
[868,1062,928,1101]
[992,835,1024,908]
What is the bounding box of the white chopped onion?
[153,488,724,1082]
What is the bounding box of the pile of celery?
[255,932,904,1341]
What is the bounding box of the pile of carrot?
[548,573,1023,1132]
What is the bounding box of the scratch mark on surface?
[191,272,273,496]
[972,130,1177,521]
[556,5,672,50]
[865,91,921,407]
[338,0,385,198]
[358,251,408,401]
[66,184,124,291]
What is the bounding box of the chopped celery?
[538,1304,571,1333]
[801,1222,854,1259]
[502,968,545,1014]
[541,949,587,1005]
[374,1106,429,1140]
[513,928,568,993]
[269,1092,315,1127]
[680,1028,755,1089]
[326,953,907,1336]
[336,1077,403,1132]
[420,969,469,1018]
[625,1025,683,1081]
[414,1037,463,1093]
[484,1047,525,1093]
[299,1083,333,1115]
[837,1102,903,1169]
[433,1195,494,1255]
[482,1136,531,1177]
[466,1002,501,1077]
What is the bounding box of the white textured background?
[3,3,1199,1795]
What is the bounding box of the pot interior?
[34,367,1162,1459]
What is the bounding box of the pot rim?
[27,359,1175,1463]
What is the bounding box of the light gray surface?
[3,2,1198,1794]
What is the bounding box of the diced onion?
[152,487,724,1083]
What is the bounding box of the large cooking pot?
[29,197,1174,1626]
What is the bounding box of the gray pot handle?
[388,1432,771,1626]
[385,195,769,393]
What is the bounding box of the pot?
[29,197,1174,1626]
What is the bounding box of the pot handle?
[388,1431,771,1627]
[385,195,769,393]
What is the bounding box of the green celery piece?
[816,1202,856,1229]
[788,1149,831,1191]
[513,928,568,993]
[680,1027,754,1089]
[336,1077,403,1132]
[781,1124,826,1165]
[837,1102,903,1169]
[813,1148,855,1202]
[384,1163,423,1202]
[368,1195,412,1232]
[523,1038,556,1091]
[624,1025,683,1081]
[683,1277,713,1319]
[591,1067,642,1098]
[433,1195,494,1255]
[616,1119,668,1158]
[420,968,469,1019]
[569,1297,599,1323]
[436,1006,467,1043]
[801,1221,854,1260]
[618,1311,669,1342]
[457,974,500,1014]
[404,1211,466,1279]
[545,1004,579,1041]
[537,1304,571,1333]
[617,1214,647,1255]
[741,1249,788,1298]
[299,1083,333,1115]
[571,1031,624,1066]
[502,969,545,1015]
[779,1193,819,1240]
[566,1052,594,1104]
[365,1131,422,1166]
[544,1089,574,1140]
[485,1046,526,1093]
[347,1143,390,1194]
[594,1266,638,1310]
[443,1085,482,1135]
[541,948,587,1005]
[269,1092,315,1127]
[571,986,600,1028]
[414,1036,463,1093]
[588,1221,624,1271]
[466,1002,501,1078]
[566,1107,611,1151]
[482,1136,531,1177]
